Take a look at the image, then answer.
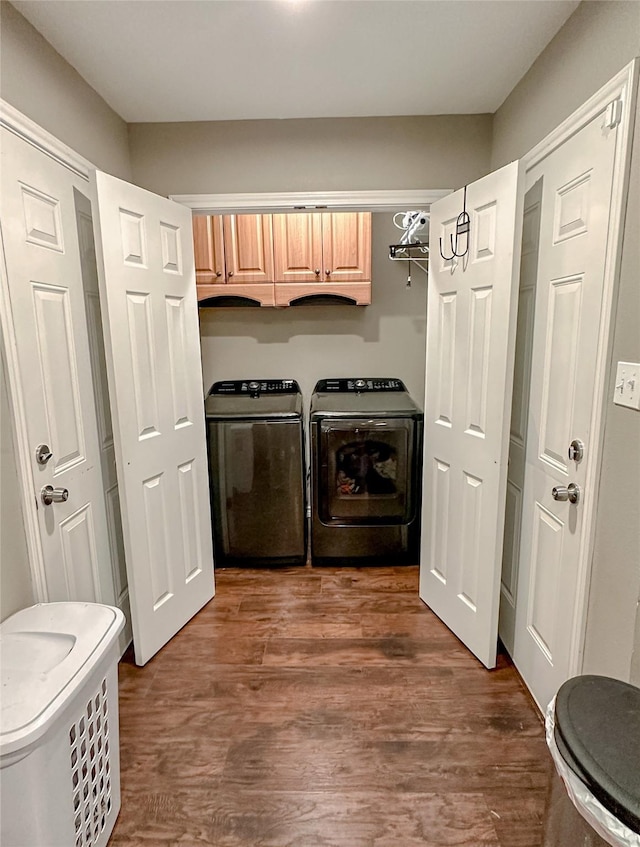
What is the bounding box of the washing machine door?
[318,417,417,525]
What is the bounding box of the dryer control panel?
[314,378,406,393]
[209,379,300,396]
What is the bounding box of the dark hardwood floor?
[112,566,553,846]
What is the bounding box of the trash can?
[543,675,640,847]
[0,602,125,847]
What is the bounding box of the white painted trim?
[0,99,94,181]
[523,61,638,171]
[523,59,639,683]
[0,101,98,604]
[170,189,452,214]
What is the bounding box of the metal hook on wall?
[439,185,471,260]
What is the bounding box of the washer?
[310,378,423,565]
[205,379,306,566]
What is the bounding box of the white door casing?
[498,179,542,655]
[512,101,626,710]
[0,128,115,607]
[90,170,215,666]
[419,161,525,668]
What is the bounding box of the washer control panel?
[314,378,406,393]
[209,379,300,396]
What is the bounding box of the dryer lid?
[206,379,303,419]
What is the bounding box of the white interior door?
[419,161,525,668]
[498,179,542,655]
[74,190,132,646]
[91,170,214,666]
[0,128,117,610]
[512,103,622,710]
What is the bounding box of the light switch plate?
[613,361,640,410]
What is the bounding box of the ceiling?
[13,0,580,124]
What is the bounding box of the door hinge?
[603,99,623,130]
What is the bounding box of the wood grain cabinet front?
[194,214,275,306]
[194,211,371,307]
[273,212,371,306]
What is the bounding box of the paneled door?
[512,103,623,710]
[0,128,116,609]
[498,179,542,656]
[419,161,525,668]
[74,189,132,647]
[223,214,274,283]
[321,212,371,282]
[91,171,214,666]
[273,212,323,283]
[193,214,224,285]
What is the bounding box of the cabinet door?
[273,213,323,283]
[321,212,371,282]
[193,215,224,284]
[223,214,274,284]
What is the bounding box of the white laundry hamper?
[0,602,125,847]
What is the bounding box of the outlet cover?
[613,361,640,410]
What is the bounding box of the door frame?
[518,59,638,678]
[170,190,451,214]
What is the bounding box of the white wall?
[0,1,132,180]
[199,214,428,411]
[491,0,640,684]
[0,2,133,621]
[130,114,493,434]
[129,114,492,197]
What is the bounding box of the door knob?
[568,439,584,462]
[41,485,69,506]
[228,271,234,277]
[315,269,320,276]
[215,271,222,278]
[35,444,53,465]
[325,269,331,276]
[552,483,581,504]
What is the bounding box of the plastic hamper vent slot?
[68,677,112,847]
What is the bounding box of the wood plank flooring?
[111,566,553,846]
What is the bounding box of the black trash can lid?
[554,675,640,834]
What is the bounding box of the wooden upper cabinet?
[193,211,370,307]
[193,215,224,284]
[273,212,371,284]
[273,213,323,283]
[223,214,274,284]
[322,212,371,283]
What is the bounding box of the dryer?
[310,378,423,565]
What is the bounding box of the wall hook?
[439,185,470,260]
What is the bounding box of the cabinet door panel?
[193,215,224,285]
[223,214,274,284]
[273,213,323,283]
[322,212,371,282]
